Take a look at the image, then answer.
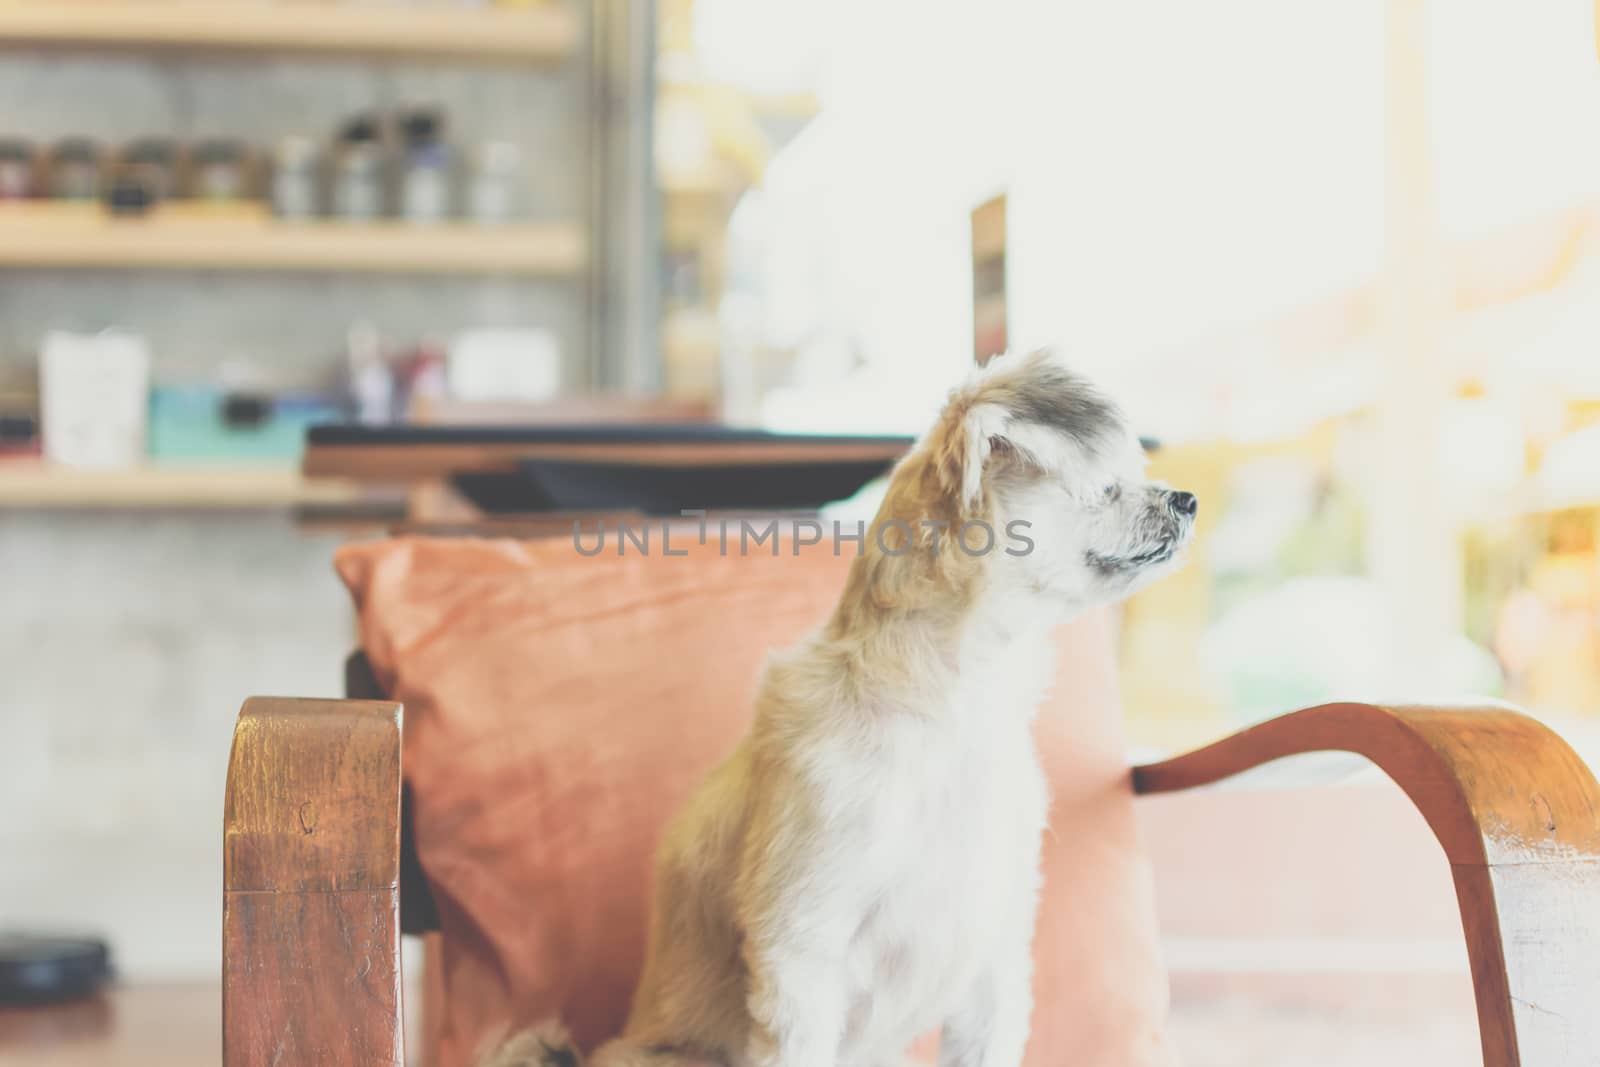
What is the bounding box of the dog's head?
[915,349,1196,613]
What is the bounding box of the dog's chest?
[836,712,1048,1047]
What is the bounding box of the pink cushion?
[336,535,1176,1067]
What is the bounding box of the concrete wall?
[0,511,359,979]
[0,42,592,981]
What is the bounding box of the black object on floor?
[0,933,112,1004]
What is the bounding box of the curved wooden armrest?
[1134,702,1600,1067]
[223,697,405,1067]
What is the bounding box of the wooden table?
[0,985,218,1066]
[302,424,913,482]
[300,423,915,524]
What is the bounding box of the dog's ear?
[931,400,1018,516]
[930,349,1126,516]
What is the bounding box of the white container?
[447,328,560,403]
[399,111,452,224]
[271,136,321,220]
[468,141,521,224]
[40,331,150,468]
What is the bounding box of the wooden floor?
[0,983,1480,1067]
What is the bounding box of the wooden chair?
[223,660,1600,1067]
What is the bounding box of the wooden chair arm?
[1134,702,1600,1067]
[223,697,406,1067]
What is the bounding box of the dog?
[481,349,1197,1067]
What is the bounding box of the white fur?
[484,351,1196,1067]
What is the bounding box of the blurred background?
[3,0,1599,1064]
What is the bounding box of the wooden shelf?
[0,213,588,275]
[0,462,360,509]
[0,3,578,62]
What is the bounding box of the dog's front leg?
[937,952,1033,1067]
[737,839,853,1065]
[744,940,848,1067]
[734,757,862,1067]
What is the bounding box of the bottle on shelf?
[121,137,179,202]
[48,139,101,202]
[398,109,451,224]
[0,139,35,201]
[468,140,521,225]
[105,170,157,216]
[331,116,386,223]
[346,321,394,425]
[270,136,321,220]
[189,139,252,204]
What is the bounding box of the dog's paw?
[475,1019,581,1067]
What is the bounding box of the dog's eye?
[1102,484,1120,502]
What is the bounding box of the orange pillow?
[336,534,1176,1067]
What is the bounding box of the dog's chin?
[1143,525,1196,576]
[1092,523,1195,593]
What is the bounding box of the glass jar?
[122,137,179,202]
[468,140,520,225]
[190,139,250,203]
[0,139,35,201]
[49,138,101,201]
[398,110,451,224]
[105,166,158,216]
[331,117,386,223]
[270,136,321,220]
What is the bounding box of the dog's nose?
[1168,491,1198,517]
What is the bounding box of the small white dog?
[485,350,1196,1067]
